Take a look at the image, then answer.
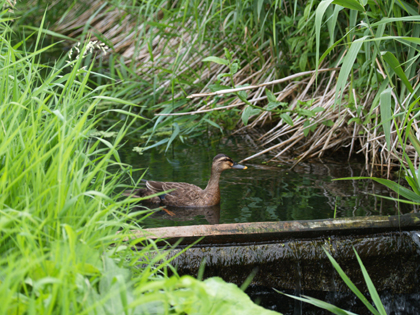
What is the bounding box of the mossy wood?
[133,213,420,246]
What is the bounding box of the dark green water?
[120,135,415,228]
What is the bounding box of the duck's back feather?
[146,181,205,207]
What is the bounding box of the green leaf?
[265,89,277,103]
[347,117,362,125]
[76,263,101,276]
[323,119,335,127]
[237,90,248,99]
[303,121,311,136]
[381,51,414,94]
[209,84,231,92]
[278,292,357,315]
[322,249,381,315]
[257,0,264,20]
[231,63,239,74]
[335,36,369,105]
[202,56,229,66]
[203,277,277,315]
[336,177,420,203]
[242,106,261,126]
[223,48,232,60]
[353,249,387,315]
[371,16,420,27]
[299,52,308,71]
[266,102,282,111]
[380,88,392,151]
[298,109,315,117]
[332,0,365,11]
[280,113,294,126]
[203,118,223,132]
[312,107,325,113]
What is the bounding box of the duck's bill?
[232,163,247,170]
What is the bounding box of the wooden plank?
[130,213,420,246]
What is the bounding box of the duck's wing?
[146,181,203,205]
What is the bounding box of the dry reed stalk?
[54,0,419,170]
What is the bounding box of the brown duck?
[125,154,247,207]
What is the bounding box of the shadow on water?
[120,134,417,228]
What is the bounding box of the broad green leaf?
[280,113,294,126]
[266,102,282,111]
[335,36,369,105]
[203,277,277,314]
[231,62,239,74]
[223,48,232,60]
[312,107,325,113]
[347,117,362,125]
[323,119,335,127]
[298,109,314,117]
[381,51,414,93]
[265,89,277,103]
[76,263,101,276]
[332,0,364,11]
[242,106,260,126]
[202,56,229,66]
[380,88,392,151]
[315,0,335,73]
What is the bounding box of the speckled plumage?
[125,154,247,207]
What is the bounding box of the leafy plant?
[279,248,387,315]
[0,7,277,314]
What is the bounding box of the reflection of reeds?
[53,0,420,175]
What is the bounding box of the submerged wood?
[168,231,420,293]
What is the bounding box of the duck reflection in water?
[135,204,221,225]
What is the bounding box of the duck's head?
[212,153,247,172]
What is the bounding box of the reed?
[39,0,419,172]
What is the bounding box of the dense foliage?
[28,0,420,171]
[0,7,277,314]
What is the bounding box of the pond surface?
[119,134,416,228]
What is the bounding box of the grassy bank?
[0,7,277,314]
[33,0,420,175]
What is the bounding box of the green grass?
[0,6,281,315]
[26,0,419,167]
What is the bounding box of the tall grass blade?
[380,87,392,151]
[278,291,357,315]
[335,36,368,105]
[322,248,381,315]
[353,249,387,315]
